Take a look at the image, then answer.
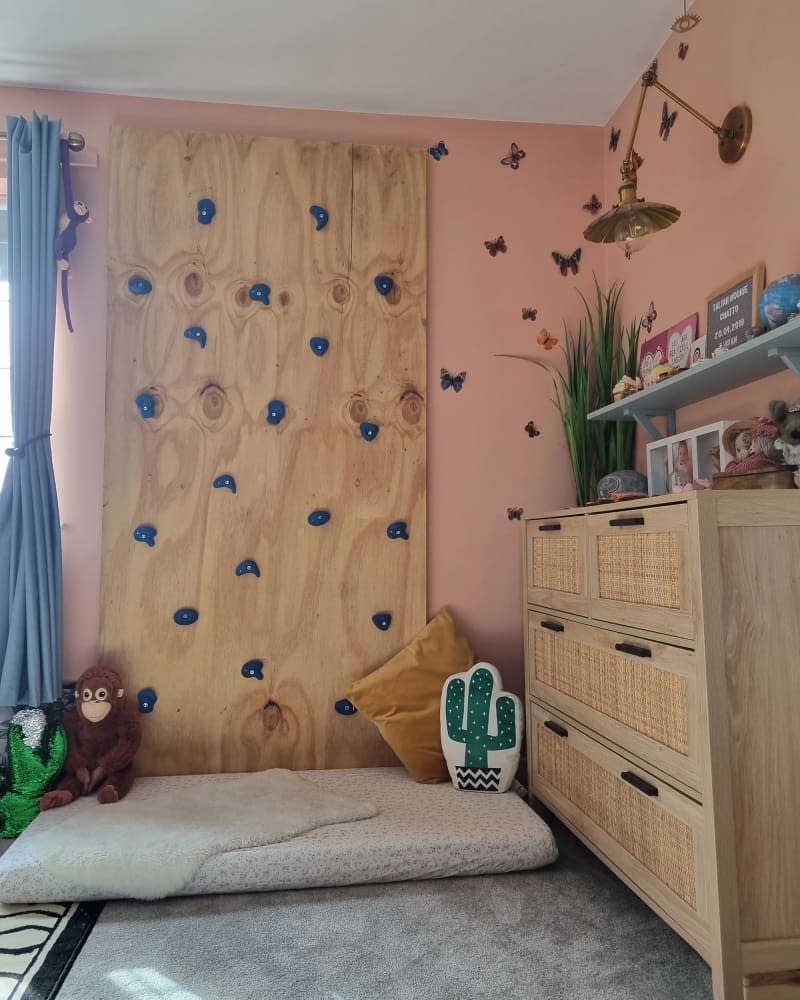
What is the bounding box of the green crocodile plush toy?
[0,709,67,837]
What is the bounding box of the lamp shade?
[583,198,681,251]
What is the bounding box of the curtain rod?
[0,130,85,151]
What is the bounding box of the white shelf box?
[646,421,737,496]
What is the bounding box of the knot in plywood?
[262,700,283,732]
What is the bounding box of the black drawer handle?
[541,620,565,633]
[614,642,652,658]
[538,523,562,532]
[608,516,645,527]
[544,720,568,738]
[621,771,659,797]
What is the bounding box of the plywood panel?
[101,126,426,775]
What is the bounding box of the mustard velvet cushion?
[344,607,476,784]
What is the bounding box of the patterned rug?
[0,903,103,1000]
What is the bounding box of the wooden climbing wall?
[100,126,426,776]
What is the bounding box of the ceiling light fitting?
[584,62,752,257]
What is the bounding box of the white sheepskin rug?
[32,769,377,899]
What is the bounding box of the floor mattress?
[0,767,558,902]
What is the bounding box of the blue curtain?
[0,114,63,706]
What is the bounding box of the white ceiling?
[0,0,683,125]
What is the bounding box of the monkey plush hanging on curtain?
[53,137,91,332]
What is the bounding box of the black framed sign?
[705,263,765,356]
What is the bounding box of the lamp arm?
[650,78,725,136]
[621,80,650,169]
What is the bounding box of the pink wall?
[604,0,800,466]
[0,86,603,693]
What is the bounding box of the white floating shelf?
[588,315,800,439]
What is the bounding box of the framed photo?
[646,421,738,496]
[690,336,708,366]
[638,313,698,386]
[705,263,765,355]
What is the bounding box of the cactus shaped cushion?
[440,662,523,792]
[0,709,67,837]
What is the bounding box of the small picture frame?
[705,263,765,355]
[646,421,738,496]
[690,336,708,366]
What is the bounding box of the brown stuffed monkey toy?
[40,666,142,809]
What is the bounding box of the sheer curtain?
[0,114,63,706]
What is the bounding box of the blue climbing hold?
[308,510,331,527]
[309,337,329,356]
[309,205,329,231]
[135,393,156,419]
[137,688,157,714]
[360,421,379,441]
[236,559,261,578]
[174,608,199,626]
[387,521,409,540]
[133,524,157,547]
[335,699,358,716]
[184,326,207,348]
[128,275,152,296]
[372,612,392,631]
[197,198,216,225]
[374,275,394,296]
[241,660,265,680]
[249,283,271,306]
[213,474,237,494]
[266,400,286,425]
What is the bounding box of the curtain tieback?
[5,432,52,458]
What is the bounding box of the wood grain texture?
[101,126,426,775]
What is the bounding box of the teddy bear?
[769,400,800,487]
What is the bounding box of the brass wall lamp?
[584,61,752,257]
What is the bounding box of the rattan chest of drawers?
[524,492,800,1000]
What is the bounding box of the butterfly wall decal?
[660,101,678,141]
[537,329,558,351]
[521,307,538,321]
[552,249,581,276]
[583,194,602,215]
[643,301,658,333]
[507,507,523,521]
[678,42,689,60]
[440,368,466,392]
[485,236,507,257]
[428,140,448,161]
[524,421,541,438]
[609,128,621,152]
[500,142,526,170]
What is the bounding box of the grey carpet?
[58,816,712,1000]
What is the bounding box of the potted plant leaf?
[498,277,642,506]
